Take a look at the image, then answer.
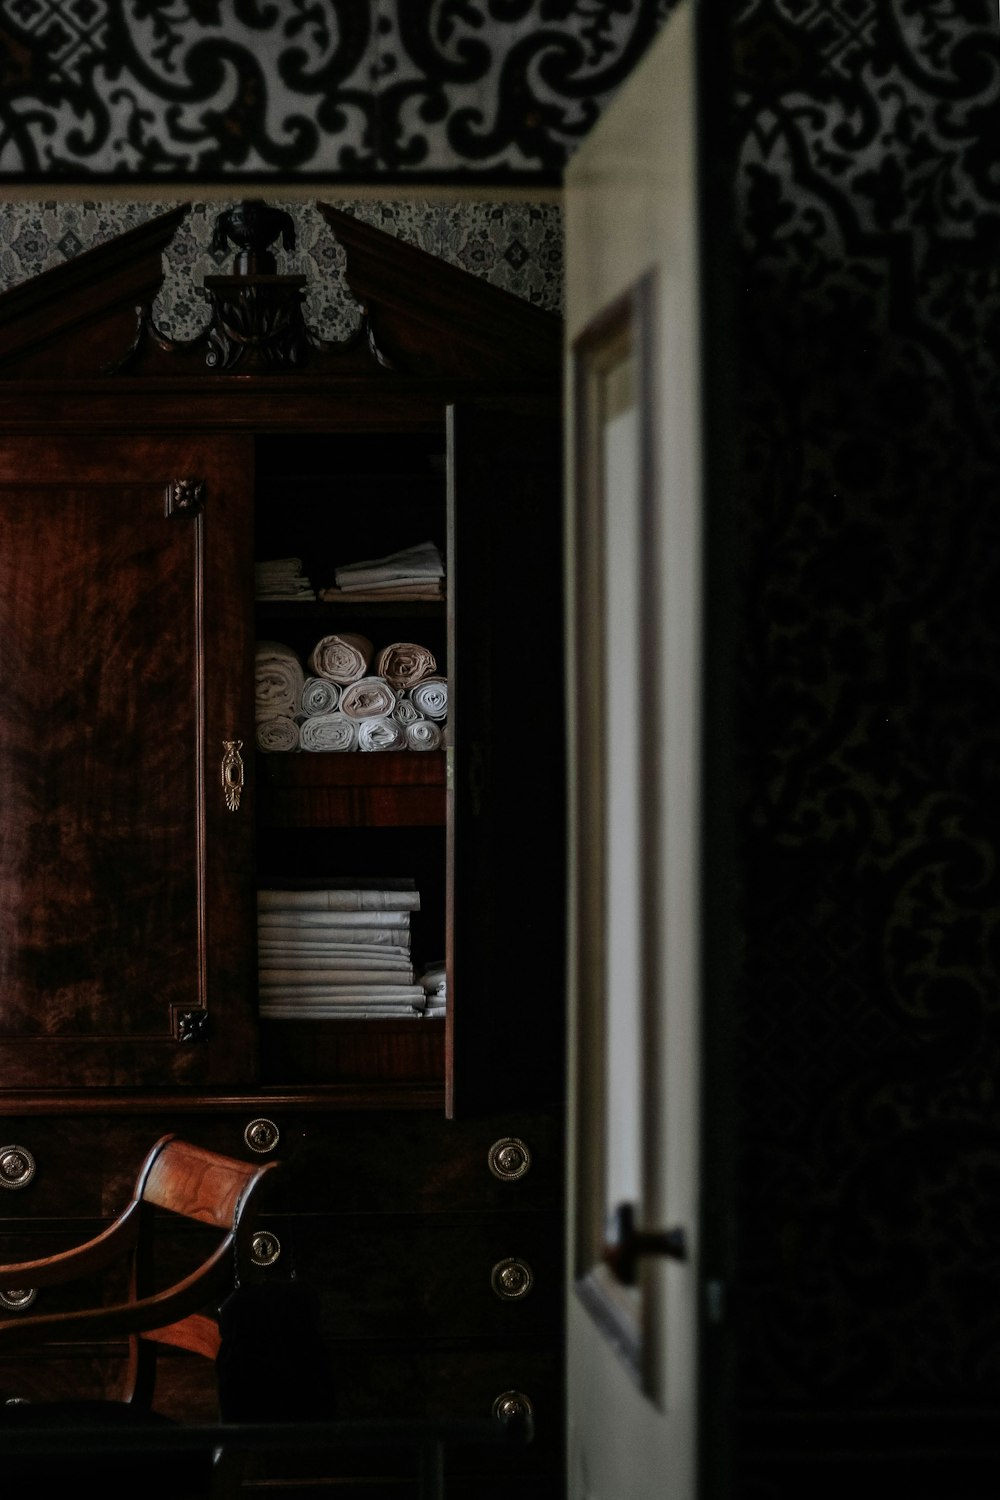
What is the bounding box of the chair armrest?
[0,1231,235,1351]
[0,1198,142,1289]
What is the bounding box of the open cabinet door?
[446,398,565,1118]
[565,3,736,1497]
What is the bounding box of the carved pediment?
[0,201,561,388]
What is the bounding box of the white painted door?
[564,4,735,1497]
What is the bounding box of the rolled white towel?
[405,718,442,752]
[375,641,437,692]
[393,697,423,728]
[408,676,448,721]
[340,676,398,720]
[308,632,373,684]
[300,676,341,716]
[255,641,305,719]
[256,714,300,753]
[299,712,359,752]
[358,716,408,752]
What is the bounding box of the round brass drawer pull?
[493,1390,534,1424]
[250,1230,282,1268]
[0,1146,36,1190]
[244,1117,280,1154]
[487,1137,531,1182]
[491,1256,534,1300]
[0,1288,37,1311]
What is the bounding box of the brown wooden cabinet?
[0,203,565,1494]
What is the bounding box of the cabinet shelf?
[259,1016,445,1087]
[257,750,446,828]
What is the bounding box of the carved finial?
[210,200,297,276]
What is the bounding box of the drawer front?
[0,1115,283,1220]
[268,1109,565,1216]
[0,1108,563,1220]
[277,1210,563,1342]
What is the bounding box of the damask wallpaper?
[0,0,669,181]
[732,0,1000,1486]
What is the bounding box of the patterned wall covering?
[0,0,668,181]
[0,197,564,333]
[732,0,1000,1473]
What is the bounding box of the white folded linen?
[375,642,437,691]
[255,640,306,718]
[319,581,444,600]
[408,676,448,721]
[256,558,315,600]
[358,716,408,752]
[257,926,410,948]
[260,1005,424,1018]
[300,677,341,716]
[255,715,300,753]
[299,712,359,752]
[334,540,444,588]
[340,677,398,720]
[260,984,427,1004]
[308,632,373,684]
[259,888,420,911]
[260,967,415,986]
[258,945,412,963]
[257,908,411,928]
[404,719,442,752]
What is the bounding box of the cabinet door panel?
[0,436,256,1088]
[447,401,565,1116]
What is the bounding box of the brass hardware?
[164,478,206,517]
[491,1257,534,1301]
[0,1146,36,1190]
[244,1118,280,1154]
[493,1390,534,1425]
[488,1137,531,1182]
[0,1288,37,1311]
[222,739,244,811]
[250,1230,282,1268]
[602,1201,688,1287]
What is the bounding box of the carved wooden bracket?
[174,1009,209,1043]
[165,477,206,518]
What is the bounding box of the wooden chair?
[0,1133,281,1494]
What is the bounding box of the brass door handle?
[602,1201,687,1286]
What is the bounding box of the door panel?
[565,3,736,1496]
[0,435,256,1088]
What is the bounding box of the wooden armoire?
[0,202,565,1498]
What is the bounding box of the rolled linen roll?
[358,715,408,752]
[405,718,442,752]
[300,676,341,716]
[408,676,448,721]
[299,712,359,752]
[375,641,437,692]
[393,697,423,728]
[340,675,398,720]
[255,641,305,719]
[308,632,373,684]
[256,714,300,752]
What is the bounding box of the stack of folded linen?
[256,557,315,600]
[257,881,428,1018]
[255,640,306,752]
[318,541,445,601]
